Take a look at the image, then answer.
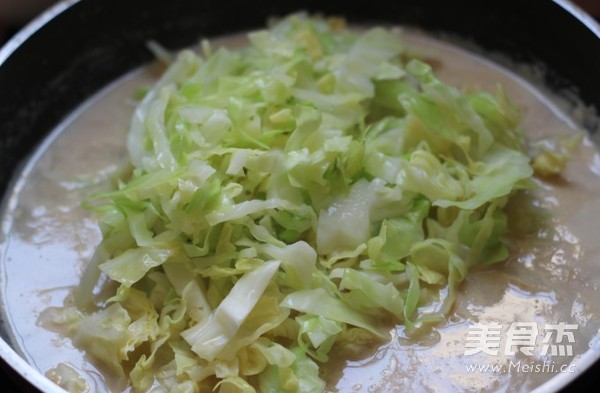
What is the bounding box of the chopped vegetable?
[531,133,583,177]
[46,13,550,392]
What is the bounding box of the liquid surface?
[1,29,600,393]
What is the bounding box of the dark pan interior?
[1,0,600,199]
[0,0,599,391]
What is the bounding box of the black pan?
[0,0,599,391]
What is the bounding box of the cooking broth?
[1,28,599,393]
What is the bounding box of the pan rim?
[0,1,599,393]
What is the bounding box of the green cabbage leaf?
[42,13,547,392]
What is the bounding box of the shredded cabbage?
[46,13,547,392]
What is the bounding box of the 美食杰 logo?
[464,322,577,357]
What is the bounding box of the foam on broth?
[1,29,600,393]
